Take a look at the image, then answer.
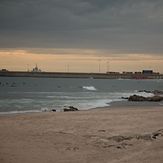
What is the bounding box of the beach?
[0,105,163,163]
[1,0,163,162]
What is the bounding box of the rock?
[121,97,129,100]
[152,133,161,139]
[51,109,56,112]
[63,106,79,112]
[147,96,163,102]
[128,95,146,101]
[152,129,163,139]
[138,90,152,93]
[153,90,163,95]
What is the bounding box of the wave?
[0,90,157,115]
[82,86,97,91]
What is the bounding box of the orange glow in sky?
[0,49,163,73]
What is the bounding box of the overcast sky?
[0,0,163,54]
[0,0,163,72]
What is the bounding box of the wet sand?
[0,106,163,163]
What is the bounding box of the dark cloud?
[0,0,163,55]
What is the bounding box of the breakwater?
[0,71,163,79]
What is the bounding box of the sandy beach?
[0,105,163,163]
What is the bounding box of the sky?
[0,0,163,73]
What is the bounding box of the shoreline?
[0,99,163,116]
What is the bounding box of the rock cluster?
[128,95,163,102]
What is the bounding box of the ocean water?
[0,77,163,114]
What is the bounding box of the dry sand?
[0,106,163,163]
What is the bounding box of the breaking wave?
[82,86,97,91]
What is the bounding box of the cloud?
[0,0,163,55]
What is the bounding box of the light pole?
[106,60,110,73]
[98,59,101,73]
[67,64,69,72]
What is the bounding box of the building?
[106,71,120,74]
[142,70,153,74]
[134,72,142,74]
[122,71,133,74]
[0,69,8,72]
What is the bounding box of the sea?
[0,77,163,114]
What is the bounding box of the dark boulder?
[51,109,56,112]
[63,106,79,112]
[147,96,163,102]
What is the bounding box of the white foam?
[82,86,97,91]
[76,98,125,110]
[41,107,50,112]
[134,92,154,97]
[0,110,40,115]
[77,99,110,110]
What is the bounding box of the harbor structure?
[0,69,162,79]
